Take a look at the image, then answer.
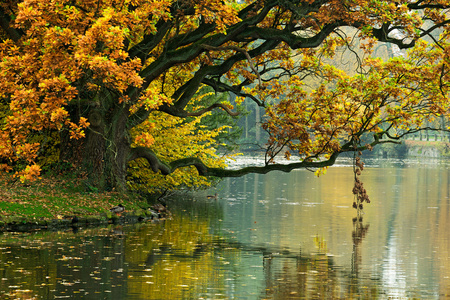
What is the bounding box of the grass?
[0,173,149,224]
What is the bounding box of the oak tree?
[1,0,450,195]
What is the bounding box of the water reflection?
[0,228,130,299]
[0,159,450,298]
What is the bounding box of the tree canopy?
[0,0,450,195]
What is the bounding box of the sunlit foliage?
[0,0,449,194]
[128,109,229,193]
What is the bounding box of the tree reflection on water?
[259,217,377,300]
[0,215,381,300]
[2,159,448,299]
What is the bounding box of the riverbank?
[0,173,154,232]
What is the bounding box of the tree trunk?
[82,95,131,193]
[59,104,84,167]
[103,105,130,193]
[83,107,106,189]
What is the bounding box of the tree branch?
[128,147,171,175]
[201,78,265,106]
[238,21,346,49]
[156,39,279,117]
[187,103,239,117]
[129,121,444,181]
[128,20,173,61]
[371,23,415,49]
[201,44,262,87]
[128,144,341,179]
[0,6,23,42]
[168,152,341,177]
[408,1,450,9]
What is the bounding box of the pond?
[1,157,450,299]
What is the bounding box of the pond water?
[1,158,450,299]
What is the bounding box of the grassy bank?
[0,173,151,229]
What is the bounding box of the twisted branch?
[201,44,262,87]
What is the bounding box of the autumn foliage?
[0,0,450,194]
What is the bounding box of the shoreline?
[0,173,162,233]
[0,212,158,233]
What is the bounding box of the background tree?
[0,0,450,194]
[190,86,245,152]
